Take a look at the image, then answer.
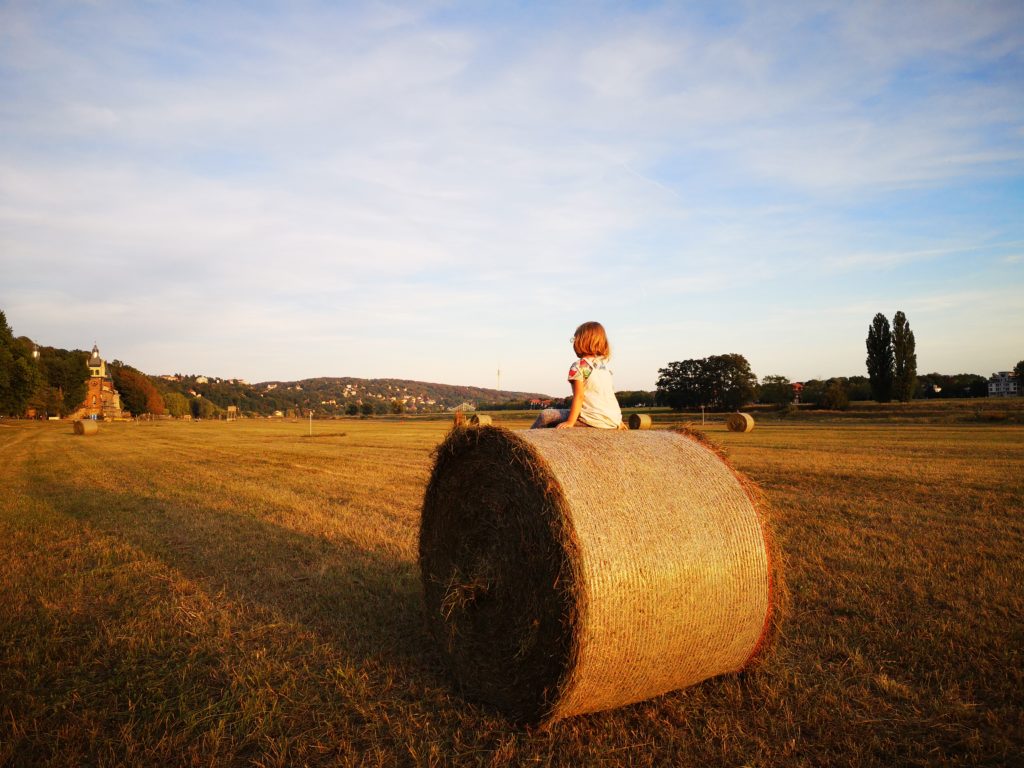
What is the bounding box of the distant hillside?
[154,374,554,416]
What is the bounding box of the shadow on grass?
[28,472,440,685]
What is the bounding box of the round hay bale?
[627,413,652,430]
[469,414,492,426]
[726,412,755,433]
[73,420,98,436]
[420,426,781,725]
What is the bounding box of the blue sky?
[1,1,1022,395]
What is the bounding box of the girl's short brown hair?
[573,321,611,358]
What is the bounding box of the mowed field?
[1,416,1022,767]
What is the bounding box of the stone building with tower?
[74,344,126,419]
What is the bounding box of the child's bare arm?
[556,379,585,429]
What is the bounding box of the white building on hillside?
[987,371,1020,397]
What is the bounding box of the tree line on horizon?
[1,308,1021,418]
[654,311,1019,412]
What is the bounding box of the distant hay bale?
[73,420,98,436]
[628,413,652,430]
[420,426,782,725]
[727,412,755,433]
[469,414,492,426]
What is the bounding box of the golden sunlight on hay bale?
[73,420,98,436]
[469,414,492,426]
[419,426,782,725]
[727,412,755,433]
[628,413,652,430]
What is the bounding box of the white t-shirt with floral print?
[568,356,622,428]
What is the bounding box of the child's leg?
[530,408,570,429]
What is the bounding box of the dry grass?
[1,416,1022,766]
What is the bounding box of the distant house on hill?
[987,371,1019,397]
[71,344,126,420]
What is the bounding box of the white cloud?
[1,1,1022,390]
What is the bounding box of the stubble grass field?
[1,414,1022,767]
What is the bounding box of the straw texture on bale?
[420,425,781,725]
[628,413,652,430]
[73,420,98,436]
[727,412,755,433]
[469,414,493,426]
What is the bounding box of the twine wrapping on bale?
[420,425,783,725]
[73,420,98,436]
[469,414,493,426]
[628,413,652,430]
[726,412,755,433]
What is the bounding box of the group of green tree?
[656,358,883,412]
[654,311,1020,412]
[652,355,847,410]
[0,311,42,416]
[656,354,759,411]
[1,311,93,418]
[865,311,917,402]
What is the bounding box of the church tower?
[77,344,125,420]
[88,344,106,378]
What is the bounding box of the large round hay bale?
[73,420,98,436]
[726,412,755,433]
[469,414,492,426]
[628,413,652,430]
[420,426,781,725]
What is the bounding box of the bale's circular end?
[726,412,755,432]
[419,426,578,722]
[469,414,492,426]
[73,420,98,436]
[628,413,652,430]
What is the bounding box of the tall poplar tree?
[865,313,894,403]
[892,310,917,402]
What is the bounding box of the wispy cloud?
[1,1,1022,390]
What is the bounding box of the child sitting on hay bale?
[532,321,625,430]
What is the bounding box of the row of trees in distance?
[2,307,1021,417]
[652,355,854,411]
[655,311,919,411]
